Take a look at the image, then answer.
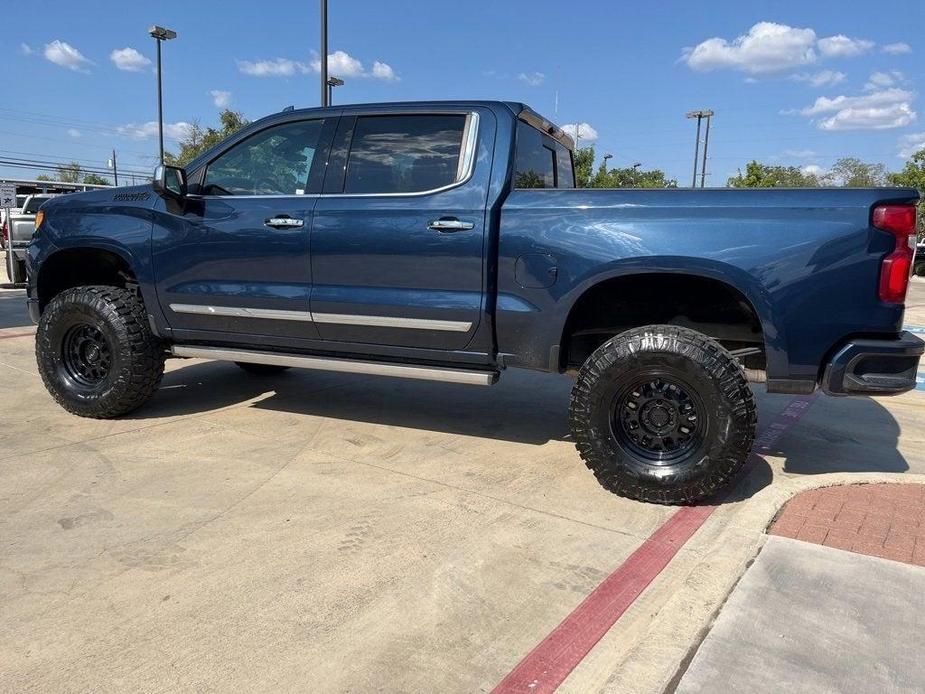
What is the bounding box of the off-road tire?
[234,362,291,375]
[569,325,757,504]
[36,286,165,418]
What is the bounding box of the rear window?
[514,120,574,189]
[344,114,468,194]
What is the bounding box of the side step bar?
[171,345,499,386]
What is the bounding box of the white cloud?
[898,132,925,158]
[117,121,193,140]
[682,22,876,76]
[240,51,398,81]
[518,71,545,86]
[882,42,912,55]
[801,88,914,116]
[793,69,845,87]
[210,90,232,108]
[819,103,916,130]
[683,22,817,74]
[67,128,81,138]
[44,40,91,72]
[784,149,816,159]
[799,88,917,131]
[817,34,874,58]
[20,43,34,56]
[238,58,309,77]
[561,122,599,143]
[110,47,151,72]
[864,70,905,91]
[801,164,826,177]
[371,61,398,81]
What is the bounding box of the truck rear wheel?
[36,286,165,418]
[569,325,756,504]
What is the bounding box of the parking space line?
[493,393,817,694]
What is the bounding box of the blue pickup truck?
[25,100,923,503]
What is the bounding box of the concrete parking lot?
[2,271,924,693]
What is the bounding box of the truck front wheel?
[36,286,165,418]
[569,325,757,504]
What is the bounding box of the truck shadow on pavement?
[142,362,911,493]
[140,360,575,445]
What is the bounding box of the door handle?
[264,216,304,229]
[427,217,474,232]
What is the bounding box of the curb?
[572,472,925,694]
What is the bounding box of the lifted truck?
[25,101,924,503]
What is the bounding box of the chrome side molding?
[171,345,498,386]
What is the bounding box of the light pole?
[327,77,344,105]
[320,0,329,106]
[686,109,713,188]
[602,153,612,174]
[149,25,177,165]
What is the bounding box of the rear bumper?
[822,331,924,396]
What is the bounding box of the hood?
[43,184,158,211]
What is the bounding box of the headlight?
[34,210,45,233]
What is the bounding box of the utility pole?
[110,149,119,186]
[700,113,712,188]
[320,0,329,106]
[686,109,713,188]
[149,26,177,165]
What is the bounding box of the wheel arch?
[36,245,139,312]
[556,261,784,375]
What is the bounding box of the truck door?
[153,116,333,343]
[310,109,493,351]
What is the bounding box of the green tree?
[887,148,925,239]
[82,173,112,186]
[827,157,887,187]
[574,147,595,187]
[727,161,821,188]
[575,147,676,188]
[36,174,54,182]
[56,161,82,183]
[165,109,251,167]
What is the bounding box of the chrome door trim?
[169,304,314,322]
[168,303,472,332]
[172,345,497,386]
[311,312,472,332]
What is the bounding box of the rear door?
[310,109,492,351]
[154,116,333,342]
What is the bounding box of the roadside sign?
[0,183,15,209]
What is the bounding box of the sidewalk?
[675,483,925,693]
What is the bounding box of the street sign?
[0,183,15,209]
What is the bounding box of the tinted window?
[24,196,52,213]
[344,114,467,194]
[514,121,556,189]
[556,145,575,188]
[204,119,322,195]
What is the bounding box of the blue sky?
[5,0,924,185]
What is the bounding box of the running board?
[171,345,499,386]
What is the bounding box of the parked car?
[24,101,923,504]
[4,194,58,281]
[916,240,925,276]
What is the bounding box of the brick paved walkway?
[769,483,925,566]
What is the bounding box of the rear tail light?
[873,204,917,304]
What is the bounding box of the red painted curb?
[492,393,817,693]
[492,505,714,694]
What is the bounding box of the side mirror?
[153,164,187,199]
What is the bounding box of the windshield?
[23,196,51,214]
